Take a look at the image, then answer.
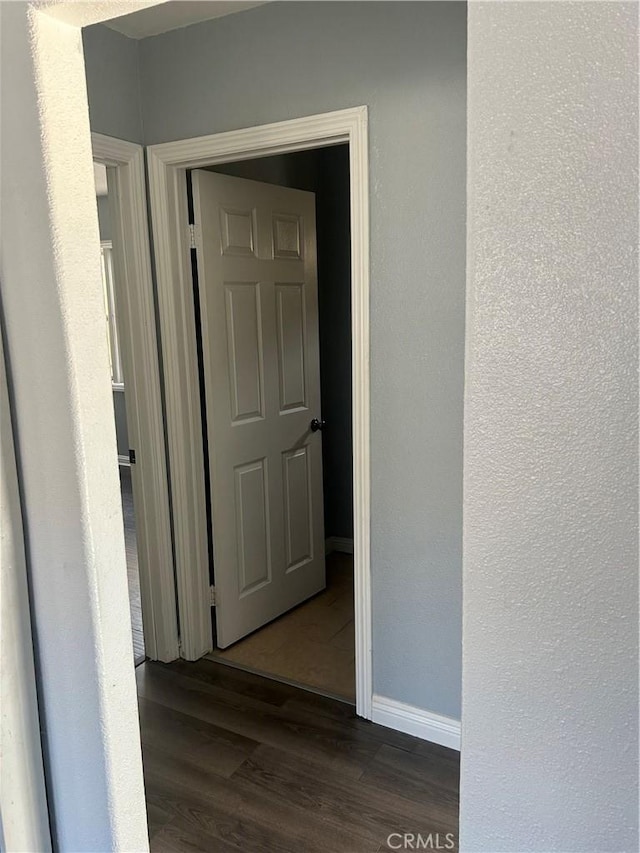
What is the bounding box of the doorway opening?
[146,107,371,717]
[189,147,355,702]
[92,134,179,666]
[94,161,145,665]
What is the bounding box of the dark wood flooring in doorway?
[137,659,460,852]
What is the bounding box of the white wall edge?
[371,694,461,751]
[1,7,150,847]
[325,536,354,554]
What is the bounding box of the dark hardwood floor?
[137,659,460,852]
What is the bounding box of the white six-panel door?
[192,170,326,648]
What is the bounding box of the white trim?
[372,695,461,751]
[146,140,213,661]
[93,133,179,662]
[325,536,354,555]
[146,107,372,717]
[99,241,125,387]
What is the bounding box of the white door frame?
[92,133,179,662]
[147,106,372,718]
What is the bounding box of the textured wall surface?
[1,5,148,849]
[461,2,639,850]
[126,0,467,718]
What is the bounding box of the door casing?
[92,134,179,662]
[146,107,372,718]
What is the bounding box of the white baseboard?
[325,536,354,555]
[371,694,461,751]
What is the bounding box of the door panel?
[283,445,313,571]
[221,208,256,256]
[224,283,264,422]
[276,283,307,411]
[234,458,271,595]
[192,170,325,648]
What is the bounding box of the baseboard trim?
[325,536,354,555]
[371,694,461,751]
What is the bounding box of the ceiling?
[104,1,268,39]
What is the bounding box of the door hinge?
[129,448,136,465]
[209,585,217,607]
[188,222,197,250]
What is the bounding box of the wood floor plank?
[143,745,376,853]
[146,801,173,841]
[281,696,425,754]
[158,661,422,761]
[138,697,257,779]
[137,660,460,852]
[166,658,299,708]
[358,743,459,816]
[137,663,378,779]
[279,690,356,723]
[366,742,460,793]
[413,738,462,762]
[150,818,245,853]
[232,743,458,845]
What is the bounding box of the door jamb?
[92,133,179,662]
[146,107,372,718]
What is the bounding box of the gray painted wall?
[84,1,466,717]
[207,146,353,540]
[461,2,638,850]
[82,24,143,144]
[96,194,111,241]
